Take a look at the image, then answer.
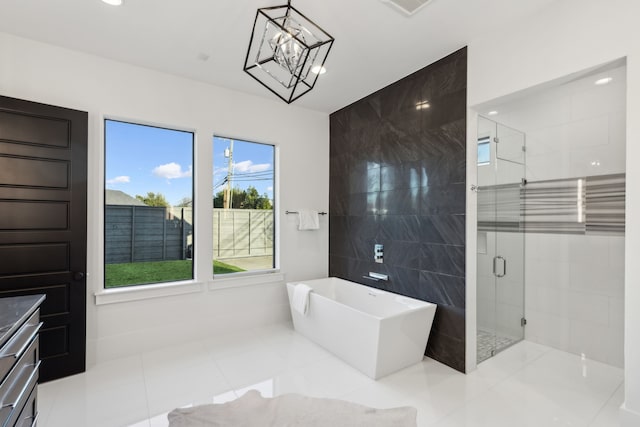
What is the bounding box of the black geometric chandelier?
[243,0,335,104]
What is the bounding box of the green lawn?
[105,260,245,288]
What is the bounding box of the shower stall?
[476,116,526,363]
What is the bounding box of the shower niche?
[476,116,526,363]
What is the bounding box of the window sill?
[208,270,285,291]
[94,280,204,305]
[94,271,285,305]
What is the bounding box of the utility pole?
[223,140,234,209]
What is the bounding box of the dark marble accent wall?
[329,48,467,373]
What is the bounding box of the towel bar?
[286,211,327,215]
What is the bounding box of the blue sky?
[105,120,274,205]
[213,136,274,200]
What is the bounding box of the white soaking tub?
[286,277,437,379]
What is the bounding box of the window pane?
[213,136,275,275]
[104,120,194,288]
[478,137,491,165]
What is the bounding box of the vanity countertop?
[0,295,45,348]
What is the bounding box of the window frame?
[212,135,277,278]
[102,118,196,290]
[477,135,491,166]
[95,119,282,305]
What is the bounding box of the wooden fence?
[213,209,273,258]
[106,206,273,264]
[105,205,191,264]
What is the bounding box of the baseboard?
[620,403,640,426]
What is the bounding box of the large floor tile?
[43,374,150,427]
[36,327,625,427]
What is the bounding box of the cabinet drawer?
[0,310,40,385]
[0,337,39,427]
[14,383,37,427]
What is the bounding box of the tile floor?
[38,323,624,427]
[476,329,518,364]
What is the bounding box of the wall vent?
[380,0,435,16]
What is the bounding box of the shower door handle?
[493,256,506,278]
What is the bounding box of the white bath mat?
[167,390,417,427]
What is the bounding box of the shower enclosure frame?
[476,116,527,364]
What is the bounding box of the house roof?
[105,189,146,206]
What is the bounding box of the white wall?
[0,32,330,365]
[466,0,640,423]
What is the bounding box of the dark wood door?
[0,95,87,382]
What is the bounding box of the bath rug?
[167,389,417,427]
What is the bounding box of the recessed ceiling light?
[101,0,123,5]
[595,77,613,85]
[311,65,327,75]
[488,111,498,116]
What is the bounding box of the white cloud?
[153,163,192,179]
[213,166,227,180]
[106,175,130,185]
[234,160,270,173]
[267,186,273,193]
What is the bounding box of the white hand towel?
[292,284,313,316]
[297,209,320,231]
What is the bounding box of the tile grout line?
[587,380,625,427]
[138,353,154,427]
[201,338,241,400]
[483,342,552,390]
[424,344,556,426]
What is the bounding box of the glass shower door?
[477,117,526,363]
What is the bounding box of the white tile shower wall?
[496,65,626,182]
[483,65,626,368]
[525,234,624,367]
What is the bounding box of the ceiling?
[0,0,559,113]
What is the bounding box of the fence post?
[181,208,186,260]
[131,206,136,263]
[162,207,167,261]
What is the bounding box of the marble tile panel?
[418,271,466,309]
[419,214,466,245]
[425,329,466,373]
[349,94,382,130]
[379,188,420,215]
[421,183,466,215]
[378,214,422,242]
[420,243,465,277]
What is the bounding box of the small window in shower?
[478,136,491,165]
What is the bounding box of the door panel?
[476,116,526,364]
[0,95,87,382]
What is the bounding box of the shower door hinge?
[522,146,526,152]
[493,137,499,143]
[521,317,527,327]
[521,178,527,186]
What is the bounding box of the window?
[478,136,491,165]
[213,136,275,275]
[104,120,194,288]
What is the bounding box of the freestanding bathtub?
[286,277,437,379]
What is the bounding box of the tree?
[136,192,169,207]
[176,197,192,207]
[212,186,272,210]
